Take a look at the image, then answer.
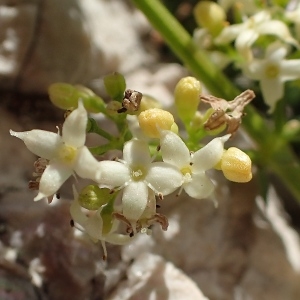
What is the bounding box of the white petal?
[260,78,283,112]
[280,60,300,81]
[62,101,87,148]
[192,135,230,172]
[84,210,104,240]
[34,162,72,201]
[70,199,88,227]
[160,130,190,169]
[122,182,148,222]
[10,129,62,159]
[146,162,183,195]
[257,20,298,46]
[184,172,215,199]
[73,146,99,180]
[252,10,270,23]
[235,29,258,60]
[214,23,245,44]
[266,42,288,60]
[242,60,265,80]
[104,233,132,245]
[123,139,151,167]
[97,161,130,188]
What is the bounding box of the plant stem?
[131,0,300,202]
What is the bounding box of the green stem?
[132,0,300,202]
[87,118,114,141]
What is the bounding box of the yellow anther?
[131,166,146,181]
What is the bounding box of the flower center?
[265,64,279,79]
[131,165,147,181]
[181,166,192,183]
[57,144,77,164]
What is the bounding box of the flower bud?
[194,1,226,36]
[174,76,201,123]
[138,108,176,138]
[78,185,113,210]
[103,72,126,102]
[220,147,252,182]
[48,83,105,113]
[138,95,162,113]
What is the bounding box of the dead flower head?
[201,89,255,135]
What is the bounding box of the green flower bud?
[48,83,105,113]
[103,72,126,102]
[174,77,202,124]
[194,1,226,36]
[78,185,113,210]
[48,83,79,109]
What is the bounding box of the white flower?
[70,187,131,259]
[160,130,230,199]
[96,138,183,224]
[215,10,298,61]
[193,28,232,70]
[285,4,300,40]
[242,42,300,112]
[10,102,99,201]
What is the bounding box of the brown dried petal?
[118,89,143,113]
[201,90,255,135]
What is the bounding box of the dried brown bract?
[117,89,143,113]
[201,89,255,135]
[113,211,169,236]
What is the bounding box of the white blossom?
[10,102,99,201]
[160,130,230,199]
[215,10,298,61]
[242,42,300,112]
[96,138,183,224]
[70,187,131,259]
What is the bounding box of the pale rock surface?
[0,0,153,93]
[122,179,300,300]
[108,253,209,300]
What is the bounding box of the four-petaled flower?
[10,102,99,201]
[160,130,230,199]
[96,138,183,225]
[215,10,298,61]
[70,187,131,259]
[242,42,300,112]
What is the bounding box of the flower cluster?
[193,1,300,112]
[10,75,252,259]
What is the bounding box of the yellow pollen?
[131,166,146,181]
[181,166,192,176]
[265,64,279,79]
[58,144,77,164]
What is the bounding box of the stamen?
[101,240,107,261]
